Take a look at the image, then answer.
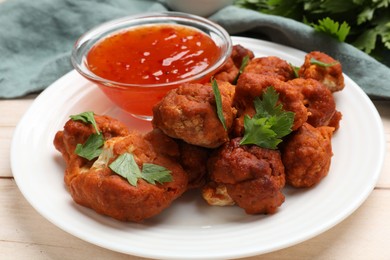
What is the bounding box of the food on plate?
[298,51,345,92]
[152,80,237,148]
[177,140,211,189]
[289,78,338,128]
[281,123,334,188]
[54,114,188,222]
[244,56,295,81]
[214,44,255,83]
[203,138,285,214]
[233,73,308,136]
[230,44,255,68]
[54,42,345,221]
[214,57,240,83]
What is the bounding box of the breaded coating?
[244,56,295,81]
[233,73,308,136]
[177,140,211,189]
[289,78,337,127]
[298,51,345,92]
[214,57,239,83]
[231,44,255,68]
[203,138,285,214]
[281,123,334,188]
[152,81,237,148]
[214,44,255,84]
[54,115,188,222]
[328,110,342,131]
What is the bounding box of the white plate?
[11,37,386,259]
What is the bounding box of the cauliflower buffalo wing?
[244,56,295,82]
[281,123,334,188]
[214,44,255,84]
[203,138,286,214]
[54,115,188,222]
[152,81,237,148]
[289,78,338,128]
[298,51,345,92]
[233,73,308,136]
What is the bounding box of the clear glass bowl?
[71,12,232,120]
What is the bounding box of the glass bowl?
[71,12,232,120]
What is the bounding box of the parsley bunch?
[234,0,390,66]
[240,87,295,149]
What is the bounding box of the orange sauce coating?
[86,24,221,117]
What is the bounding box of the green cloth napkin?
[1,0,390,99]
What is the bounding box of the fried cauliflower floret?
[289,78,338,128]
[231,44,255,68]
[298,51,345,92]
[53,115,130,186]
[54,115,188,222]
[328,110,343,131]
[214,44,255,84]
[214,57,239,83]
[232,73,308,136]
[177,141,211,189]
[203,138,285,214]
[152,81,237,148]
[244,56,295,81]
[281,123,334,188]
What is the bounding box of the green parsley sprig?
[211,79,227,131]
[70,111,99,134]
[109,153,172,187]
[70,111,103,160]
[310,57,339,67]
[311,18,350,42]
[240,87,295,149]
[289,63,300,78]
[232,55,250,85]
[74,133,104,160]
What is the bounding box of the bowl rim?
[71,11,232,89]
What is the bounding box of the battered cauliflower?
[203,138,286,214]
[54,115,188,222]
[152,81,237,148]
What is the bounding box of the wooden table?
[1,93,390,259]
[1,0,390,255]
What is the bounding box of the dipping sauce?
[86,24,223,118]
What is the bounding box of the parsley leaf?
[310,57,339,67]
[240,87,295,149]
[70,111,99,134]
[211,79,227,131]
[141,163,173,185]
[312,17,350,42]
[109,153,140,186]
[232,55,250,85]
[74,133,104,160]
[234,0,390,66]
[289,63,300,78]
[109,152,172,186]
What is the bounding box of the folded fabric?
[1,0,389,99]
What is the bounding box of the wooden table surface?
[1,0,389,256]
[1,93,390,259]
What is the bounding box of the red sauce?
[86,24,222,118]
